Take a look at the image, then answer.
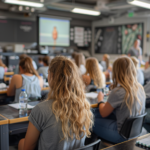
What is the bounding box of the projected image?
[122,23,143,54]
[39,17,70,46]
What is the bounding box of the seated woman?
[15,54,37,74]
[92,56,145,143]
[38,56,50,79]
[82,57,105,89]
[101,54,111,72]
[0,59,7,80]
[131,57,144,85]
[18,56,93,150]
[7,57,43,102]
[74,53,86,75]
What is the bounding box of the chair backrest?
[119,112,147,139]
[74,139,100,150]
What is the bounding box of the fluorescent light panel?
[4,0,44,8]
[72,8,100,16]
[128,0,150,9]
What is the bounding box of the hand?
[97,92,104,102]
[145,62,149,69]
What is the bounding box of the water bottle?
[19,89,28,117]
[104,85,109,96]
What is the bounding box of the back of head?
[43,56,50,66]
[131,56,139,69]
[71,52,77,60]
[47,56,93,140]
[19,54,28,61]
[74,53,85,67]
[19,57,39,77]
[38,57,43,62]
[86,57,105,88]
[103,54,110,69]
[112,56,144,114]
[0,59,6,68]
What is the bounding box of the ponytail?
[19,57,39,77]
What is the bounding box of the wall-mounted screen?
[95,23,143,54]
[39,17,70,47]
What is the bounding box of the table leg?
[0,124,9,150]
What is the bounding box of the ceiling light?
[127,0,150,9]
[72,8,100,16]
[4,0,44,8]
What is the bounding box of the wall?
[91,16,150,61]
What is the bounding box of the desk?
[0,115,9,150]
[101,134,150,150]
[0,101,39,150]
[0,87,49,95]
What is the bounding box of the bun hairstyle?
[86,57,105,89]
[74,53,85,67]
[19,57,39,77]
[43,56,51,66]
[103,54,110,70]
[112,56,144,115]
[47,56,93,141]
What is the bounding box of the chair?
[74,139,101,150]
[119,112,147,140]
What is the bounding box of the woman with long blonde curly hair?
[19,56,93,150]
[82,57,105,89]
[92,56,145,144]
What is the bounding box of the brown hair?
[0,59,6,68]
[112,56,144,114]
[131,56,139,69]
[86,57,105,88]
[47,56,93,141]
[38,57,43,62]
[43,56,50,66]
[19,57,39,77]
[74,53,85,67]
[103,54,110,69]
[19,54,28,61]
[71,52,77,60]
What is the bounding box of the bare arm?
[82,75,91,86]
[97,92,114,118]
[18,122,40,150]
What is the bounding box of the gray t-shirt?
[38,66,49,79]
[107,87,145,131]
[144,82,150,98]
[143,68,150,80]
[128,47,142,58]
[28,100,86,150]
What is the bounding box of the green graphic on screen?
[39,17,70,46]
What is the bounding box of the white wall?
[91,16,150,62]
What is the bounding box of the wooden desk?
[101,134,150,150]
[91,103,98,108]
[0,87,49,95]
[4,72,14,76]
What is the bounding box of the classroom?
[0,0,150,150]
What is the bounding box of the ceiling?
[0,0,150,20]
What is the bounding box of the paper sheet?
[8,103,34,109]
[85,92,98,99]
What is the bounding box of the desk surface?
[0,114,8,125]
[0,87,49,95]
[0,101,39,124]
[102,134,150,150]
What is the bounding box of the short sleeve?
[107,90,122,109]
[28,105,45,132]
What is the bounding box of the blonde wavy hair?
[74,53,85,67]
[112,56,144,115]
[131,56,139,69]
[47,56,93,140]
[103,54,110,69]
[86,57,105,88]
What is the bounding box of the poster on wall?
[122,23,143,54]
[95,23,143,54]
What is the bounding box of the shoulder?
[110,87,126,98]
[12,74,22,80]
